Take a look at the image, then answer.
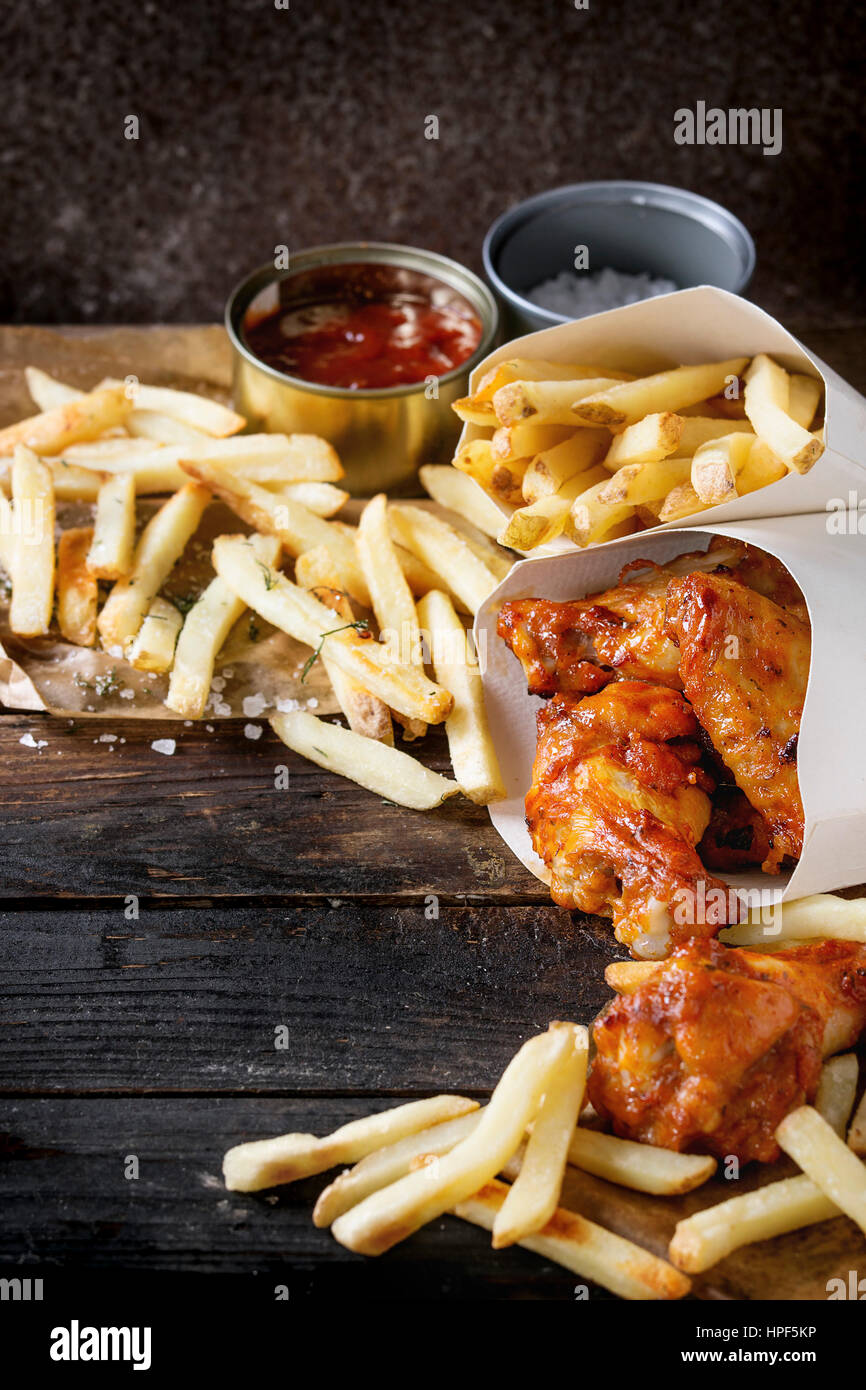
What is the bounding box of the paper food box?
[474,513,866,918]
[457,285,866,553]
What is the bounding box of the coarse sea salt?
[243,723,263,740]
[151,738,176,756]
[19,732,48,749]
[526,267,678,319]
[242,693,268,718]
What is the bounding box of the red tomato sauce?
[244,276,482,391]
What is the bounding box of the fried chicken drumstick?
[589,939,866,1164]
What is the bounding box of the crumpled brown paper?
[0,325,337,719]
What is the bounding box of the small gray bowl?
[483,180,756,338]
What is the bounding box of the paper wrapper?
[457,285,866,554]
[0,326,336,719]
[474,512,866,905]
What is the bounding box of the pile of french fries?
[451,352,825,551]
[0,368,513,809]
[223,894,866,1297]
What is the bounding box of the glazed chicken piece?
[497,540,806,699]
[698,785,773,872]
[665,572,810,871]
[526,680,729,957]
[589,938,866,1164]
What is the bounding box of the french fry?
[419,463,510,541]
[500,466,608,551]
[56,527,98,647]
[456,1179,691,1300]
[787,373,823,430]
[313,1111,483,1227]
[388,504,500,614]
[733,438,787,496]
[180,458,371,605]
[357,493,426,740]
[815,1054,859,1138]
[96,482,210,650]
[492,1024,588,1247]
[568,474,634,547]
[126,597,184,673]
[222,436,344,484]
[330,1025,573,1255]
[521,429,609,503]
[491,422,573,463]
[676,416,755,453]
[599,456,692,507]
[165,533,282,720]
[566,1126,715,1195]
[274,481,350,517]
[60,440,190,493]
[719,893,866,948]
[295,545,394,744]
[604,959,664,994]
[776,1105,866,1234]
[24,366,83,411]
[126,409,210,445]
[657,480,708,523]
[571,358,749,427]
[9,446,55,637]
[690,432,756,505]
[223,1095,479,1192]
[0,385,131,458]
[453,361,629,424]
[743,354,824,473]
[87,472,136,580]
[452,440,525,507]
[44,461,104,502]
[493,378,626,427]
[416,588,506,804]
[213,536,452,723]
[602,412,683,469]
[669,1174,838,1273]
[271,710,460,809]
[0,489,14,573]
[848,1091,866,1156]
[99,378,244,437]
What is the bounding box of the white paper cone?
[474,512,866,906]
[458,286,866,554]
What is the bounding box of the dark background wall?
[0,0,862,326]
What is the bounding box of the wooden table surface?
[1,321,864,1301]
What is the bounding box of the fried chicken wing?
[526,680,726,957]
[698,785,773,872]
[588,939,866,1164]
[665,572,809,870]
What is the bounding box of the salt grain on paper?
[151,738,176,756]
[243,723,263,740]
[527,267,678,320]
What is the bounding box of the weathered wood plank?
[0,715,546,901]
[0,903,615,1093]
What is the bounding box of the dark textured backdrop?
[0,0,862,326]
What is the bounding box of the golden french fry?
[521,430,609,503]
[358,493,426,740]
[602,412,683,469]
[165,533,282,719]
[743,354,824,473]
[452,440,525,507]
[457,1179,690,1300]
[313,1111,483,1228]
[657,481,709,523]
[126,597,184,673]
[572,358,750,427]
[223,1095,479,1192]
[273,481,349,517]
[87,472,137,580]
[416,588,506,804]
[100,378,244,437]
[669,1174,838,1273]
[600,456,692,506]
[719,893,866,948]
[492,1024,588,1247]
[500,466,608,551]
[419,464,509,541]
[690,432,756,505]
[787,374,823,430]
[24,366,84,411]
[0,489,14,573]
[126,409,210,445]
[0,385,131,459]
[57,527,98,647]
[330,1026,573,1255]
[733,438,787,495]
[568,475,634,547]
[43,461,104,502]
[604,960,663,994]
[493,378,625,427]
[295,544,393,744]
[815,1055,859,1138]
[212,536,452,723]
[271,710,460,808]
[9,446,55,637]
[675,416,755,453]
[97,483,210,650]
[491,423,573,463]
[566,1126,715,1195]
[776,1105,866,1234]
[388,504,499,614]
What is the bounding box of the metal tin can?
[225,243,499,495]
[483,181,756,339]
